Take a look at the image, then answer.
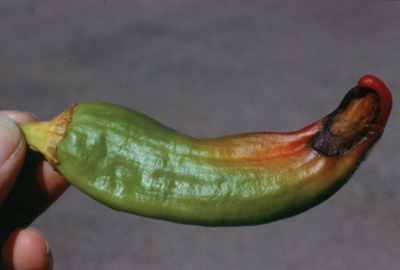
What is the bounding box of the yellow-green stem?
[18,121,50,153]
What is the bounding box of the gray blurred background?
[1,1,400,269]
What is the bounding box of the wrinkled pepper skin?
[19,75,392,226]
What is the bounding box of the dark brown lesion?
[310,87,381,157]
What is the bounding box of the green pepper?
[18,75,392,226]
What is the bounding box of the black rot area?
[310,87,381,157]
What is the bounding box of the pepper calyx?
[45,103,76,168]
[18,103,76,169]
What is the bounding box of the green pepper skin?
[51,75,392,226]
[57,101,322,226]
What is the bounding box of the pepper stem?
[19,121,50,154]
[18,103,77,168]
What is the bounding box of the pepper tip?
[358,75,392,126]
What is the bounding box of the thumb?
[0,113,26,206]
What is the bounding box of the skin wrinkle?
[0,136,25,206]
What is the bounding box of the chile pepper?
[18,75,392,226]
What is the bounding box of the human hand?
[0,111,70,270]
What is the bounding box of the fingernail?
[0,113,21,166]
[0,110,38,123]
[27,227,51,256]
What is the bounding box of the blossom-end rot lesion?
[310,87,380,157]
